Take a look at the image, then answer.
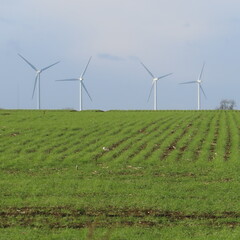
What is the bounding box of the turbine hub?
[80,77,83,81]
[153,77,158,81]
[197,79,201,83]
[37,70,41,74]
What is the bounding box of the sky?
[1,0,240,110]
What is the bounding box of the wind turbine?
[18,54,60,110]
[180,63,206,110]
[56,57,92,111]
[140,61,172,110]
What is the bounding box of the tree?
[217,99,236,110]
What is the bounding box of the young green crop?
[1,110,240,239]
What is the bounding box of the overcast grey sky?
[1,0,240,110]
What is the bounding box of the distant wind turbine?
[56,57,92,111]
[18,54,60,110]
[180,63,206,110]
[140,61,172,110]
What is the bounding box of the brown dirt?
[0,207,240,229]
[1,207,240,221]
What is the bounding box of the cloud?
[98,53,124,61]
[4,0,240,59]
[127,56,139,62]
[0,17,13,25]
[15,0,240,62]
[2,0,240,110]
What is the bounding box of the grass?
[1,110,240,239]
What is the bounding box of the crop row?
[1,111,240,170]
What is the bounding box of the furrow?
[229,111,240,161]
[92,118,161,162]
[141,113,193,161]
[122,116,177,160]
[181,113,216,162]
[173,114,206,162]
[224,112,231,161]
[193,113,216,161]
[196,112,220,162]
[159,113,202,161]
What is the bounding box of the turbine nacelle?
[18,53,60,109]
[140,60,172,110]
[179,62,206,110]
[55,56,92,111]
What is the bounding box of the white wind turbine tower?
[18,54,60,110]
[180,63,206,110]
[56,57,92,111]
[140,61,172,110]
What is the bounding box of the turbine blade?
[147,81,155,102]
[56,78,79,81]
[179,81,197,85]
[41,61,60,72]
[81,56,92,78]
[18,54,38,71]
[199,62,205,80]
[157,73,173,80]
[32,74,39,99]
[82,82,92,101]
[200,85,207,98]
[140,61,154,78]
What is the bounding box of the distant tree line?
[217,99,236,110]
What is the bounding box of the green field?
[1,110,240,239]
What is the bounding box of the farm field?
[1,110,240,239]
